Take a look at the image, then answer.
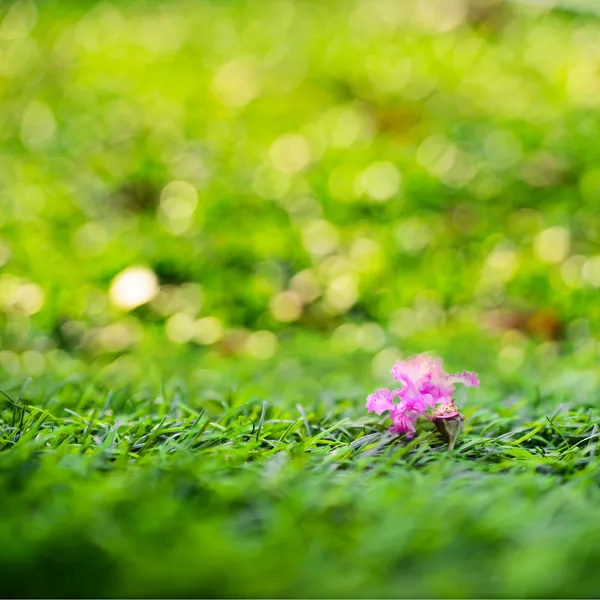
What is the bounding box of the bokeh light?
[109,267,159,311]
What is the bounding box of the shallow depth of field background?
[2,0,600,598]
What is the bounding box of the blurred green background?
[3,0,600,597]
[3,0,600,385]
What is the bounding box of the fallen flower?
[366,353,478,449]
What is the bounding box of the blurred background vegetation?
[3,0,600,596]
[2,0,600,390]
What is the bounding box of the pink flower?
[366,353,478,439]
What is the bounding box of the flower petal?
[421,381,454,403]
[365,388,396,415]
[450,370,480,388]
[393,354,454,401]
[388,408,417,436]
[401,395,429,414]
[391,354,439,385]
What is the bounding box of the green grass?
[4,0,600,596]
[2,355,600,598]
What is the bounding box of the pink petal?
[391,354,441,385]
[401,396,429,414]
[388,409,417,436]
[421,381,454,403]
[366,388,396,415]
[419,393,437,409]
[392,354,449,386]
[387,400,424,436]
[391,426,416,438]
[393,354,454,401]
[450,370,480,388]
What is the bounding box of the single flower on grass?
[366,353,479,450]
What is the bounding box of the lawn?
[2,0,600,597]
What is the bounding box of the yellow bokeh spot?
[212,59,260,108]
[244,330,278,360]
[194,317,224,345]
[355,161,401,201]
[109,266,158,310]
[166,313,196,344]
[270,291,303,323]
[324,273,359,313]
[269,134,312,174]
[301,220,340,257]
[533,227,570,264]
[583,255,600,287]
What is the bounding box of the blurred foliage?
[3,0,600,597]
[2,0,600,384]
